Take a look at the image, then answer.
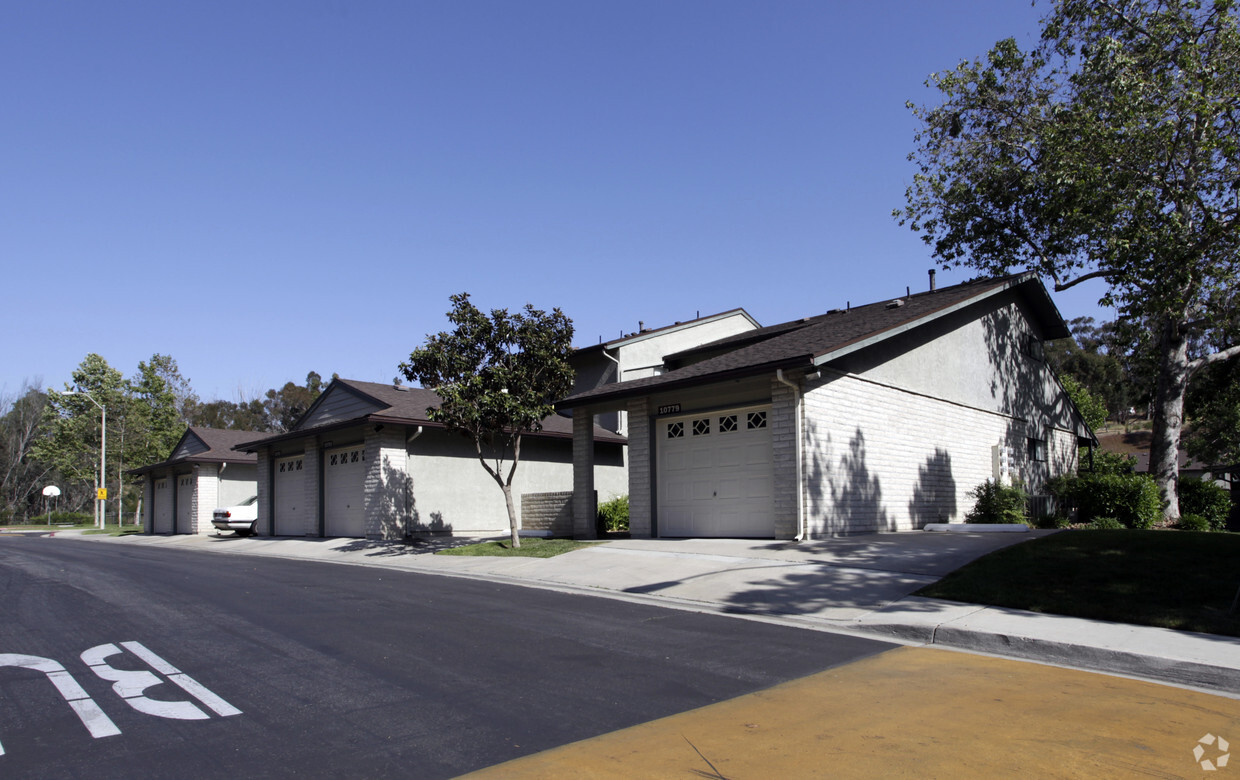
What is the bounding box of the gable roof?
[235,378,626,452]
[560,273,1068,409]
[128,427,260,475]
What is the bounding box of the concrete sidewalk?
[63,529,1240,696]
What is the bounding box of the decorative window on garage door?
[692,418,710,436]
[719,414,737,433]
[278,459,304,473]
[747,411,767,430]
[667,421,684,439]
[329,450,365,466]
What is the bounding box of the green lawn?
[919,530,1240,638]
[436,537,602,558]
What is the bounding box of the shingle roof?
[560,273,1066,408]
[234,378,626,452]
[127,427,260,474]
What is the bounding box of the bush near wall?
[964,479,1029,524]
[1178,478,1232,532]
[597,495,629,532]
[1051,472,1162,529]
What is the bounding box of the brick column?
[626,398,652,537]
[771,376,801,540]
[304,438,322,537]
[364,426,409,540]
[255,450,271,536]
[572,411,597,539]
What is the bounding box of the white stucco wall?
[835,295,1083,435]
[405,428,626,538]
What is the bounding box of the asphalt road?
[0,537,895,778]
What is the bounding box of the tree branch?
[1053,269,1111,292]
[1188,343,1240,377]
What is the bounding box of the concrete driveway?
[495,532,1055,621]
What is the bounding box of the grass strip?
[919,530,1240,637]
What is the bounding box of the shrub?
[47,511,94,525]
[1176,513,1211,532]
[1178,478,1231,532]
[1072,472,1162,529]
[965,479,1028,524]
[1034,512,1071,530]
[1088,516,1125,530]
[597,495,629,533]
[1086,449,1138,475]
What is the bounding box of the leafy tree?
[32,354,128,516]
[0,383,51,521]
[1060,374,1107,432]
[898,0,1240,522]
[129,354,192,466]
[263,371,326,432]
[399,294,575,548]
[1045,317,1140,420]
[1185,358,1240,465]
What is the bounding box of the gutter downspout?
[405,426,424,537]
[775,369,806,541]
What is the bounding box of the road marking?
[120,641,242,717]
[81,644,210,720]
[1,642,241,757]
[0,654,121,755]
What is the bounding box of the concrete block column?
[364,426,409,540]
[304,438,322,537]
[255,450,271,536]
[572,411,597,539]
[771,376,801,540]
[626,398,652,537]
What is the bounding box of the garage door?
[656,406,774,538]
[153,478,173,533]
[324,445,366,537]
[176,475,194,533]
[273,455,305,536]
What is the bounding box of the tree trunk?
[501,482,519,548]
[1149,317,1191,524]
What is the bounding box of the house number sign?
[657,404,681,416]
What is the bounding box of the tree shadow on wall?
[908,448,957,527]
[806,424,893,534]
[371,454,453,543]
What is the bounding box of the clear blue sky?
[1,1,1112,404]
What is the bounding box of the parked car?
[212,496,259,536]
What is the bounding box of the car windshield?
[242,496,258,506]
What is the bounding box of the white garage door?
[324,445,366,537]
[273,455,305,536]
[176,475,194,534]
[153,478,173,533]
[657,406,774,538]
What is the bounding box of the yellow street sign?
[97,488,108,500]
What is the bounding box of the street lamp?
[58,389,106,530]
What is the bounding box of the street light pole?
[59,389,106,530]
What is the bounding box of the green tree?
[898,0,1240,522]
[1060,374,1107,432]
[32,354,128,515]
[399,294,575,548]
[0,383,51,521]
[1185,358,1240,465]
[263,371,326,432]
[129,354,192,467]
